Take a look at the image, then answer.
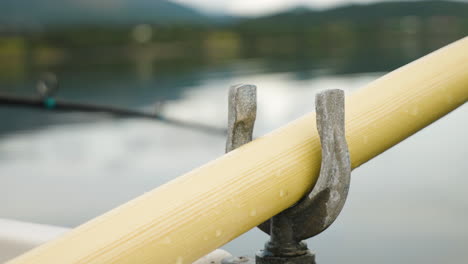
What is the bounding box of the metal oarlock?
[223,85,351,264]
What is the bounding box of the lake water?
[0,57,467,264]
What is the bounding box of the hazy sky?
[171,0,398,16]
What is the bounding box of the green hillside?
[238,0,468,31]
[0,0,209,27]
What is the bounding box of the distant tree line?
[0,0,467,73]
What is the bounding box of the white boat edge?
[0,218,231,263]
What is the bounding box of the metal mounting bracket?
[223,85,351,264]
[37,72,59,109]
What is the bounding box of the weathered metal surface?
[255,89,350,263]
[225,87,350,263]
[225,84,257,152]
[256,250,315,264]
[258,89,351,240]
[298,89,351,238]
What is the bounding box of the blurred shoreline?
[0,1,467,83]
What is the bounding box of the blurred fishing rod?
[0,74,226,135]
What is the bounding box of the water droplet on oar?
[249,208,257,216]
[176,256,184,264]
[279,189,288,198]
[162,236,171,244]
